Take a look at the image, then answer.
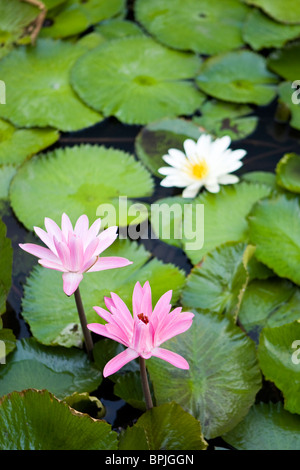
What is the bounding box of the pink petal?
[132,282,144,318]
[19,243,58,262]
[151,347,189,369]
[103,348,139,377]
[97,226,118,255]
[87,322,129,347]
[93,306,112,323]
[53,238,71,270]
[68,234,84,272]
[44,217,63,242]
[151,290,172,324]
[61,213,73,239]
[74,214,89,237]
[83,238,100,261]
[38,259,67,272]
[86,256,132,272]
[33,226,56,252]
[62,272,83,296]
[132,319,153,356]
[140,281,152,317]
[84,218,101,248]
[110,292,133,325]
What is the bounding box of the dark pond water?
[1,98,300,440]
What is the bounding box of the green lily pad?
[276,153,300,193]
[70,37,205,125]
[258,321,300,414]
[0,337,102,399]
[135,0,249,55]
[277,81,300,131]
[95,18,144,40]
[0,389,118,450]
[242,171,277,189]
[244,0,300,24]
[193,100,258,140]
[147,312,262,439]
[238,278,300,339]
[0,165,16,200]
[0,119,59,165]
[0,0,39,53]
[114,371,152,411]
[9,144,154,231]
[0,218,12,315]
[21,239,186,347]
[63,392,105,419]
[181,242,252,320]
[119,402,208,450]
[0,38,102,132]
[0,327,16,362]
[151,182,272,265]
[248,193,300,286]
[268,42,300,81]
[41,0,126,39]
[222,402,300,450]
[196,50,278,105]
[135,118,202,177]
[243,9,300,51]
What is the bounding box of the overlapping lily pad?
[243,9,300,51]
[21,239,185,347]
[9,144,154,231]
[0,337,102,399]
[238,278,300,339]
[147,312,262,439]
[181,242,252,320]
[222,402,300,450]
[0,389,118,450]
[193,100,258,140]
[0,218,13,315]
[244,0,300,24]
[135,118,202,177]
[248,193,300,285]
[95,19,144,40]
[267,42,300,81]
[119,402,208,450]
[196,50,278,105]
[0,120,59,165]
[41,0,126,38]
[70,37,205,125]
[258,322,300,414]
[135,0,249,55]
[276,153,300,193]
[151,182,272,265]
[0,38,102,131]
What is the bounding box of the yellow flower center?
[188,160,209,180]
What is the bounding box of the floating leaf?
[0,218,12,315]
[114,371,150,411]
[95,18,144,40]
[258,322,300,414]
[63,392,105,419]
[70,37,205,125]
[0,119,59,165]
[242,171,277,189]
[10,144,154,231]
[193,99,258,140]
[268,42,300,81]
[21,240,185,347]
[238,278,300,339]
[243,9,300,51]
[222,402,300,450]
[0,338,102,399]
[135,0,249,55]
[151,182,271,265]
[135,118,202,177]
[196,50,278,105]
[248,193,300,285]
[0,389,118,450]
[277,81,300,131]
[0,38,102,131]
[41,0,126,38]
[0,165,16,200]
[147,312,262,439]
[244,0,300,24]
[119,402,208,450]
[181,242,251,320]
[276,153,300,193]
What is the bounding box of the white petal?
[218,174,240,184]
[168,148,187,163]
[182,183,202,198]
[205,183,220,193]
[211,135,231,154]
[162,153,186,169]
[183,139,198,163]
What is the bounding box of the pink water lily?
[87,281,194,377]
[19,213,132,296]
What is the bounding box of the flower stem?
[139,357,153,410]
[74,286,94,361]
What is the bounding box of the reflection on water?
[1,99,300,427]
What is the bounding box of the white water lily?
[158,134,247,198]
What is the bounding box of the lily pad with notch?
[243,0,300,24]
